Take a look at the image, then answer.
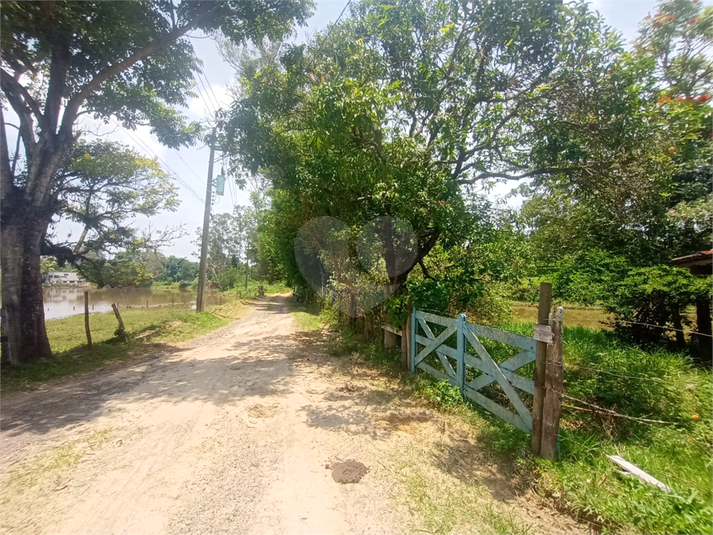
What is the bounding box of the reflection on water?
[42,287,222,320]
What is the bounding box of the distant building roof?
[671,250,712,275]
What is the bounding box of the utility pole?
[245,259,249,290]
[196,140,215,313]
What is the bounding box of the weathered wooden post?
[532,282,552,456]
[84,291,92,348]
[409,305,417,373]
[541,307,564,460]
[456,313,467,391]
[401,318,411,370]
[111,303,125,332]
[384,324,397,348]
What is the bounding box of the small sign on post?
[533,324,554,344]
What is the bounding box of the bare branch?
[457,166,583,184]
[0,69,39,153]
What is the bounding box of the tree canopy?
[1,0,313,364]
[223,0,620,298]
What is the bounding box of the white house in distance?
[43,271,85,285]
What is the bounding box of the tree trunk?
[671,310,687,348]
[1,218,52,365]
[695,296,712,359]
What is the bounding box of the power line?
[112,119,204,204]
[310,0,353,69]
[170,148,205,187]
[195,71,218,117]
[199,66,223,111]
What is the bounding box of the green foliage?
[46,140,180,275]
[521,0,712,269]
[604,265,711,346]
[215,267,241,291]
[544,250,632,306]
[423,379,463,410]
[77,257,154,288]
[223,0,616,304]
[1,0,313,147]
[161,255,199,283]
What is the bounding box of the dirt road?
[1,296,587,535]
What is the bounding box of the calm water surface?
[42,287,222,320]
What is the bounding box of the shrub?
[604,265,710,347]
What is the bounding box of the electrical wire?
[112,119,204,204]
[195,71,218,117]
[170,148,205,186]
[199,66,223,111]
[310,0,353,69]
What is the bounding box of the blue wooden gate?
[410,309,538,433]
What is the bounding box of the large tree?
[224,0,617,295]
[0,0,312,364]
[521,0,712,267]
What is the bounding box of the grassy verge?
[291,303,712,534]
[221,280,292,299]
[2,295,252,394]
[291,301,336,331]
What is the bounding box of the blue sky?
[64,0,667,258]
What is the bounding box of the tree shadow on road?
[1,331,298,439]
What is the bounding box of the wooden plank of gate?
[465,354,535,395]
[464,326,533,429]
[415,335,459,359]
[418,318,457,379]
[464,351,536,394]
[463,386,530,433]
[418,311,456,327]
[500,350,537,373]
[414,324,457,368]
[418,362,453,384]
[466,322,536,352]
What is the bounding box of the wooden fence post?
[409,306,417,373]
[541,307,564,460]
[384,326,397,348]
[532,282,552,456]
[111,303,125,332]
[84,291,92,348]
[401,313,412,371]
[456,313,466,390]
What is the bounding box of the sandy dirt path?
[1,296,589,535]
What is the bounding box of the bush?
[604,265,710,347]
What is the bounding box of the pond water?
[510,303,612,330]
[42,287,222,320]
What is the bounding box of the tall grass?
[528,325,712,535]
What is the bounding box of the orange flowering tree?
[522,0,712,267]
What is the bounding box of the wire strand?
[199,66,223,111]
[613,318,713,338]
[112,119,204,204]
